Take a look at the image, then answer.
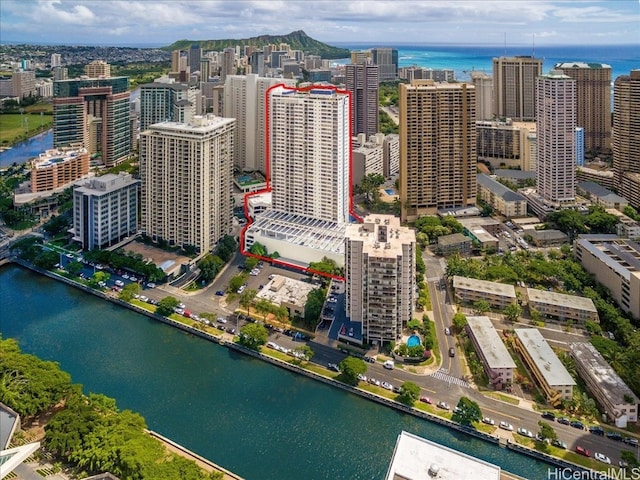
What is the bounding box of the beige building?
[12,70,37,99]
[526,288,598,325]
[471,71,493,121]
[575,237,640,319]
[30,146,89,193]
[476,120,537,171]
[255,275,315,319]
[452,276,516,309]
[613,70,640,210]
[476,174,527,218]
[345,215,416,345]
[514,328,575,406]
[555,62,611,152]
[352,134,384,186]
[84,60,111,78]
[576,162,615,191]
[466,316,516,390]
[399,80,476,221]
[382,133,399,178]
[139,115,234,254]
[492,56,542,121]
[606,209,640,240]
[437,233,472,256]
[570,342,638,427]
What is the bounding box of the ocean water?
[334,43,639,81]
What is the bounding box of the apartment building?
[437,234,472,256]
[575,237,640,319]
[139,79,197,132]
[223,74,295,173]
[471,71,492,121]
[72,172,139,251]
[139,115,235,254]
[476,120,537,171]
[345,215,416,344]
[382,133,399,178]
[371,48,398,82]
[526,288,598,324]
[492,56,542,120]
[345,63,379,137]
[513,328,575,406]
[536,70,576,205]
[466,316,516,390]
[452,276,516,309]
[12,70,37,99]
[577,181,628,211]
[476,174,527,218]
[400,80,476,221]
[84,60,111,78]
[30,146,89,193]
[352,133,384,186]
[570,342,638,428]
[555,62,611,152]
[605,209,640,240]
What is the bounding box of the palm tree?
[239,288,257,317]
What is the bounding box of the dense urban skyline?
[1,0,639,47]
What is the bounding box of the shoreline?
[2,257,595,479]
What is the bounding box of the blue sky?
[1,0,639,46]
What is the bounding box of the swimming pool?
[407,335,421,347]
[384,188,398,195]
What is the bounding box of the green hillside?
[164,30,350,60]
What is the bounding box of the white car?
[500,421,514,431]
[482,417,495,425]
[114,280,124,287]
[594,453,611,464]
[517,427,534,438]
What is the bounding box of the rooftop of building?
[526,229,569,242]
[437,233,472,247]
[493,170,537,181]
[457,217,501,229]
[466,226,498,244]
[234,171,266,188]
[511,216,542,226]
[477,174,527,203]
[466,316,516,369]
[406,79,474,90]
[345,215,415,258]
[256,274,315,309]
[526,288,597,313]
[74,172,139,195]
[569,342,639,409]
[32,146,87,169]
[539,69,572,80]
[145,114,234,133]
[514,328,576,387]
[385,431,501,480]
[575,238,640,281]
[139,80,189,90]
[577,181,628,204]
[438,206,481,218]
[246,209,347,254]
[555,62,612,70]
[453,276,516,298]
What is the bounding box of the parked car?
[551,439,567,449]
[217,317,227,324]
[215,290,225,296]
[437,401,450,410]
[517,427,534,438]
[623,437,639,446]
[589,426,604,436]
[419,396,432,404]
[327,363,340,372]
[541,412,556,421]
[482,417,495,425]
[594,453,611,464]
[146,282,156,288]
[499,421,514,431]
[383,360,395,370]
[445,327,451,335]
[557,417,570,425]
[575,446,590,457]
[570,421,585,430]
[606,432,623,441]
[115,280,124,287]
[448,347,455,357]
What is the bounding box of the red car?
[575,446,590,457]
[419,396,432,404]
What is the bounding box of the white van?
[383,360,395,370]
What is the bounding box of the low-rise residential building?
[29,146,89,193]
[476,174,528,218]
[452,276,517,309]
[72,172,139,250]
[466,316,516,390]
[382,133,399,178]
[526,288,598,324]
[605,209,640,240]
[462,225,499,252]
[575,237,640,319]
[493,169,537,187]
[577,181,628,211]
[255,275,315,319]
[576,162,615,191]
[525,229,569,247]
[513,328,575,406]
[570,342,639,428]
[436,233,472,256]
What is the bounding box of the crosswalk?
[430,369,470,388]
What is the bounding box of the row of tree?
[197,235,237,283]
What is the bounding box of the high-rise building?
[351,51,373,65]
[613,70,640,210]
[555,62,612,153]
[576,127,585,166]
[493,56,542,120]
[53,76,131,167]
[220,48,236,83]
[269,85,351,223]
[12,70,36,99]
[345,63,379,137]
[536,70,576,204]
[50,53,61,68]
[188,44,202,73]
[199,58,211,81]
[138,79,197,132]
[471,71,493,121]
[223,75,296,173]
[72,172,139,250]
[30,146,89,193]
[399,80,476,221]
[171,49,184,73]
[371,48,398,82]
[139,115,235,254]
[52,66,68,81]
[345,215,416,344]
[249,52,265,76]
[84,60,111,78]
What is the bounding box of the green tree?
[356,173,385,205]
[89,271,110,287]
[620,450,639,467]
[308,256,339,276]
[473,299,491,315]
[504,303,522,322]
[338,356,367,386]
[537,421,557,441]
[156,296,179,317]
[238,323,269,350]
[452,312,467,333]
[451,397,482,427]
[33,250,59,270]
[397,381,420,406]
[254,298,274,322]
[228,273,247,293]
[304,288,325,324]
[119,282,141,302]
[293,345,314,362]
[239,288,257,316]
[65,260,83,277]
[244,256,259,269]
[248,242,267,257]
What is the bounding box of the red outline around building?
[239,83,362,281]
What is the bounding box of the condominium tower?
[345,63,379,137]
[345,215,416,344]
[269,85,350,223]
[139,115,235,254]
[371,47,398,82]
[536,70,576,204]
[223,75,295,173]
[555,62,612,153]
[613,70,640,210]
[84,60,111,78]
[399,80,476,221]
[493,56,542,120]
[53,76,131,167]
[139,79,197,132]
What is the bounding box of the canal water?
[0,129,53,168]
[0,265,553,480]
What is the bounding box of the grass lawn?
[0,112,53,145]
[484,392,520,405]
